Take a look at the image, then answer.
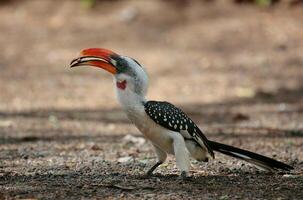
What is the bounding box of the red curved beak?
[70,48,118,74]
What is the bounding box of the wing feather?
[144,101,214,158]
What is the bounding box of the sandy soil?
[0,0,302,199]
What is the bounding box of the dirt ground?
[0,0,302,199]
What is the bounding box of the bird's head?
[70,48,148,96]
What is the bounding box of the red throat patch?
[116,80,127,90]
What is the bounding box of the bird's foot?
[143,171,162,179]
[179,171,191,180]
[144,161,162,178]
[145,171,153,177]
[144,168,157,178]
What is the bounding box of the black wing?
[144,101,214,158]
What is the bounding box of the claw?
[146,170,154,177]
[146,161,162,177]
[179,171,191,180]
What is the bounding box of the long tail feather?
[208,140,293,171]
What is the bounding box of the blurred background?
[0,0,302,110]
[0,0,302,199]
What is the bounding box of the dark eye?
[111,56,127,73]
[117,58,127,68]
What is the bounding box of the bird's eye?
[111,57,128,73]
[110,55,123,67]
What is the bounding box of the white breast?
[116,87,175,154]
[126,103,175,154]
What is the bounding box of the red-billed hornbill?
[70,48,293,178]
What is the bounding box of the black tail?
[208,140,293,171]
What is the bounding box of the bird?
[70,48,293,178]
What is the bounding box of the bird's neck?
[115,86,147,126]
[115,86,146,110]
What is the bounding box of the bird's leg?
[146,162,162,176]
[146,144,167,176]
[172,135,190,179]
[180,171,189,179]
